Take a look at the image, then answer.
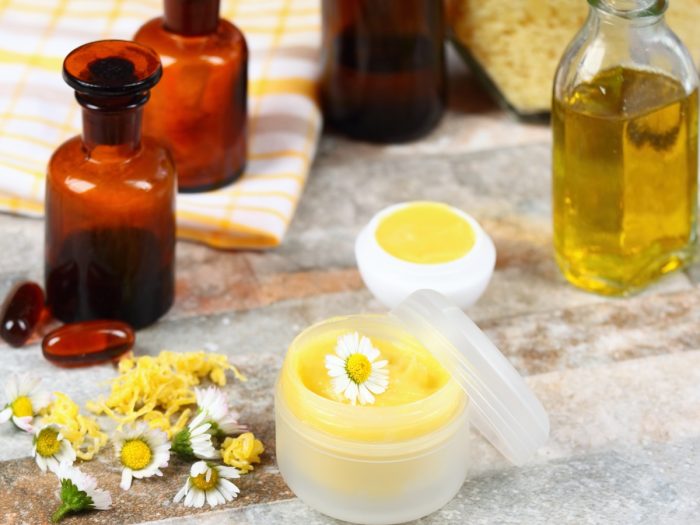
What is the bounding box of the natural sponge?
[447,0,700,115]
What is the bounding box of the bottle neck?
[164,0,220,36]
[589,0,667,19]
[81,101,143,156]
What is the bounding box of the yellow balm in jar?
[356,202,496,309]
[275,290,549,525]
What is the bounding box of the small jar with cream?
[356,201,496,309]
[275,290,548,525]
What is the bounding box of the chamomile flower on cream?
[325,332,389,405]
[174,461,241,508]
[33,424,76,473]
[113,422,170,490]
[52,463,111,522]
[0,373,51,432]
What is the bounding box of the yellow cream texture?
[282,328,466,442]
[298,334,449,407]
[375,202,475,264]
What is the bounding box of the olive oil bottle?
[553,0,698,295]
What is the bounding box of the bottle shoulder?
[554,13,698,100]
[134,17,247,62]
[48,135,175,185]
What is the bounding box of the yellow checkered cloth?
[0,0,321,249]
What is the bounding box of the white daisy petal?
[216,466,241,479]
[174,482,188,503]
[194,489,206,508]
[0,407,11,424]
[191,461,209,476]
[5,374,19,400]
[13,415,33,433]
[358,385,375,405]
[184,487,197,507]
[332,376,351,394]
[120,469,133,490]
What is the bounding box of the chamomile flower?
[173,461,240,508]
[51,463,111,523]
[194,386,245,437]
[113,422,170,490]
[0,373,51,432]
[33,424,76,474]
[325,332,389,406]
[172,411,220,460]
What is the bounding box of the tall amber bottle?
[321,0,446,143]
[135,0,248,192]
[46,40,176,329]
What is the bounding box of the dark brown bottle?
[321,0,446,143]
[45,40,176,329]
[134,0,248,192]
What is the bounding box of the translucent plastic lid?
[391,290,549,465]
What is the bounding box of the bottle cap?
[392,290,549,465]
[63,39,162,97]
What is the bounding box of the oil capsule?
[1,281,45,347]
[42,320,135,368]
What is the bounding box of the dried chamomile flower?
[221,432,264,474]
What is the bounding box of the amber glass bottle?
[46,40,176,329]
[134,0,248,192]
[321,0,446,143]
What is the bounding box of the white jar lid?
[355,202,496,309]
[391,289,549,465]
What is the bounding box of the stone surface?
[1,56,700,525]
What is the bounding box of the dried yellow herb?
[41,392,108,461]
[87,351,245,438]
[221,432,264,474]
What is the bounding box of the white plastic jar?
[275,290,548,525]
[355,202,496,309]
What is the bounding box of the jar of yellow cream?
[356,201,496,309]
[275,290,548,524]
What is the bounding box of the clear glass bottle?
[134,0,248,192]
[46,40,176,328]
[321,0,446,143]
[553,0,698,295]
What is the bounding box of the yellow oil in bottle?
[553,66,698,295]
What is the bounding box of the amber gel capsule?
[0,281,45,347]
[42,320,135,368]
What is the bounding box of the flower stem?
[51,504,71,523]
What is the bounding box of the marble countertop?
[1,55,699,525]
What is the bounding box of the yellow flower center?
[36,428,61,457]
[11,395,33,418]
[346,354,372,384]
[120,439,152,470]
[191,467,219,491]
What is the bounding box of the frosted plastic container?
[275,290,549,524]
